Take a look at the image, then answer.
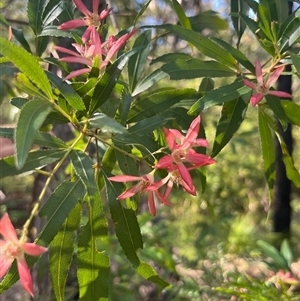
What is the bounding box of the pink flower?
[58,0,112,43]
[108,172,171,216]
[155,116,216,191]
[162,164,197,199]
[243,60,292,106]
[0,213,48,296]
[55,27,137,79]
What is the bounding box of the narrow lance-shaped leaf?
[46,71,86,111]
[15,98,54,169]
[161,59,236,80]
[89,48,142,114]
[77,175,110,301]
[212,96,248,157]
[171,0,192,30]
[0,128,67,149]
[281,99,300,126]
[231,0,249,42]
[50,203,81,301]
[258,107,276,199]
[70,150,96,197]
[27,0,48,34]
[128,30,151,93]
[136,261,170,288]
[266,117,300,189]
[0,36,53,99]
[0,149,66,178]
[132,69,168,97]
[257,240,289,270]
[142,24,237,69]
[103,170,143,267]
[128,88,197,123]
[87,113,127,134]
[39,180,85,245]
[188,80,251,114]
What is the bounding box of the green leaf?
[150,53,192,65]
[78,178,109,301]
[15,98,54,169]
[212,97,248,157]
[128,30,151,93]
[39,25,73,38]
[14,73,46,99]
[42,0,64,27]
[87,113,127,134]
[115,144,139,176]
[0,149,66,178]
[199,77,214,93]
[257,0,276,41]
[27,0,48,35]
[258,108,276,199]
[132,69,168,97]
[280,239,293,267]
[103,171,143,267]
[289,51,300,75]
[171,0,192,30]
[281,100,300,126]
[0,36,53,99]
[70,150,95,196]
[128,116,170,135]
[279,13,300,53]
[39,179,85,244]
[274,129,300,189]
[266,94,290,129]
[161,59,236,80]
[143,24,237,69]
[231,0,250,42]
[89,49,140,114]
[257,240,289,270]
[275,0,289,24]
[188,10,228,32]
[189,80,251,114]
[210,37,255,73]
[136,261,169,288]
[128,88,197,122]
[50,203,81,301]
[133,0,152,27]
[0,127,67,149]
[46,71,86,111]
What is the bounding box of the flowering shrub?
[0,0,299,298]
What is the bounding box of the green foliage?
[0,0,299,299]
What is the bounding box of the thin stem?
[20,129,86,243]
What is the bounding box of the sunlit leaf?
[0,127,67,149]
[15,98,53,169]
[0,149,66,178]
[50,203,81,301]
[161,59,236,79]
[70,150,96,196]
[212,97,248,157]
[78,177,109,301]
[189,80,250,114]
[128,88,197,123]
[46,71,86,111]
[128,30,151,93]
[281,99,300,126]
[258,108,276,199]
[103,171,143,268]
[0,37,53,99]
[87,113,127,134]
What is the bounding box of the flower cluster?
[109,116,216,216]
[0,213,48,296]
[56,0,136,79]
[243,60,292,106]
